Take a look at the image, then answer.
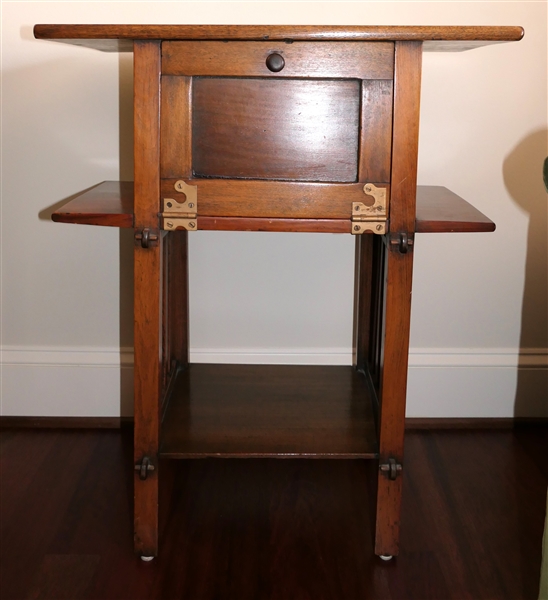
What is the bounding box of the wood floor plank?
[0,427,546,599]
[0,431,60,525]
[431,431,543,600]
[0,431,100,600]
[25,554,100,600]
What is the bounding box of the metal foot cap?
[379,554,393,561]
[141,555,155,562]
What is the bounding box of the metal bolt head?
[188,222,196,229]
[354,225,361,232]
[376,224,383,231]
[188,203,194,209]
[365,185,372,193]
[166,222,173,228]
[167,201,173,208]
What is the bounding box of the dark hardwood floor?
[1,426,546,599]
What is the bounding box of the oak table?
[34,24,523,560]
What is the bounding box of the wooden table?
[34,24,523,560]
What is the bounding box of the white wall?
[1,1,546,418]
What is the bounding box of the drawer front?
[162,41,394,79]
[192,77,360,183]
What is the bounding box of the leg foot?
[140,555,155,562]
[379,554,393,561]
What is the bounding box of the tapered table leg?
[133,40,162,558]
[373,40,422,557]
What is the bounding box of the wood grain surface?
[132,41,162,558]
[33,25,524,53]
[367,236,387,392]
[162,41,394,79]
[50,181,496,235]
[387,42,422,234]
[50,182,495,233]
[1,426,546,599]
[51,181,134,227]
[160,179,383,219]
[415,185,495,232]
[195,216,352,233]
[374,41,423,558]
[359,80,393,183]
[192,78,360,183]
[167,233,189,370]
[160,76,192,179]
[160,365,378,458]
[353,234,375,371]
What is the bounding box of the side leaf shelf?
[52,181,496,234]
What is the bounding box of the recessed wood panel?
[192,78,360,182]
[162,41,394,79]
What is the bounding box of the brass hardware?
[134,228,159,248]
[174,180,198,205]
[363,182,386,201]
[135,456,155,481]
[162,196,197,217]
[162,218,197,231]
[352,222,387,235]
[362,183,388,214]
[351,183,388,235]
[161,183,198,231]
[379,458,402,481]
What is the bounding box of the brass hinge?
[161,180,198,231]
[379,458,403,480]
[351,183,388,235]
[134,456,155,481]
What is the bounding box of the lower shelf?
[160,364,378,459]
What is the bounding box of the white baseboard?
[1,346,546,418]
[0,346,134,418]
[405,348,547,418]
[408,348,548,369]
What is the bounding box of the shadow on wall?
[503,129,548,418]
[118,53,134,418]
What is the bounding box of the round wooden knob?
[266,53,285,72]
